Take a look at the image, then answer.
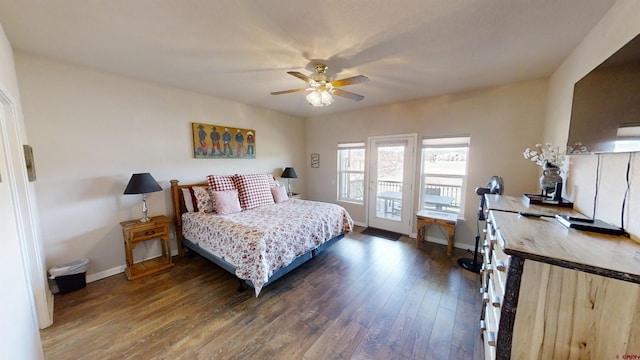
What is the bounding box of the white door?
[367,134,416,234]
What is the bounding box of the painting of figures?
[192,123,256,159]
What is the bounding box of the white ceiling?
[0,0,616,118]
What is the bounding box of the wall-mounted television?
[568,33,640,154]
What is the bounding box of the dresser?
[480,195,640,359]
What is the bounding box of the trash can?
[48,258,89,294]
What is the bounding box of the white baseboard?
[86,248,181,283]
[409,232,475,252]
[86,265,125,283]
[421,236,475,252]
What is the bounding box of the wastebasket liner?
[48,258,89,279]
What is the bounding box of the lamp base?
[140,195,150,222]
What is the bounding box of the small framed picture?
[311,153,319,168]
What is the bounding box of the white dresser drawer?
[487,275,502,322]
[482,298,498,360]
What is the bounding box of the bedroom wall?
[305,78,548,249]
[15,52,305,282]
[544,0,640,240]
[0,24,44,358]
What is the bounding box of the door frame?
[0,91,53,329]
[366,133,417,235]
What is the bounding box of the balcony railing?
[377,180,461,213]
[423,183,461,212]
[342,179,461,213]
[378,180,402,192]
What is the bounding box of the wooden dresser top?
[486,195,640,284]
[485,194,576,217]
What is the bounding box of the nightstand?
[289,193,302,199]
[120,215,174,280]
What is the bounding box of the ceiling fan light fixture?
[273,63,367,105]
[306,88,333,107]
[320,89,333,105]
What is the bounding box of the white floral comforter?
[182,199,353,296]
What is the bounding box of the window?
[420,136,470,214]
[337,142,365,203]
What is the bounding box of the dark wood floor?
[41,227,484,359]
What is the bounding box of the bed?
[170,175,353,296]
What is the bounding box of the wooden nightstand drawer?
[130,225,167,241]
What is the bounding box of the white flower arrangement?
[523,143,565,168]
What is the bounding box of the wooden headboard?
[170,179,208,256]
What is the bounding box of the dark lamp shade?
[123,173,162,194]
[281,167,298,179]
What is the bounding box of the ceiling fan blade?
[333,88,364,101]
[287,71,313,83]
[330,75,369,87]
[271,88,308,95]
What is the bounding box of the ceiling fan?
[271,64,369,106]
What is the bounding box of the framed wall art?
[192,122,256,159]
[311,153,319,168]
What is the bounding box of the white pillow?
[212,189,242,215]
[181,188,195,212]
[271,185,289,203]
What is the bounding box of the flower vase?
[539,162,562,197]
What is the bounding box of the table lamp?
[281,167,298,195]
[123,173,162,222]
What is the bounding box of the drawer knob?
[144,230,156,236]
[495,259,506,272]
[492,296,501,308]
[486,331,496,346]
[486,264,494,274]
[480,320,486,331]
[482,292,490,303]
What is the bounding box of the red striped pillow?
[232,174,276,210]
[181,187,200,212]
